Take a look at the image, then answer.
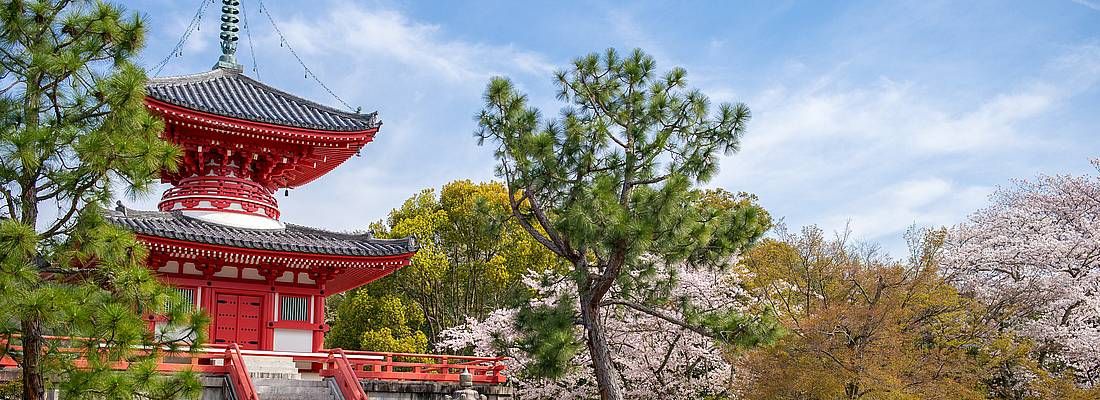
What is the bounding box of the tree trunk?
[580,292,624,400]
[21,318,45,400]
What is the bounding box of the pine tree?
[0,1,206,399]
[476,48,779,400]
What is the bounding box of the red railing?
[224,344,259,400]
[0,337,258,400]
[336,350,507,384]
[321,349,368,400]
[158,175,280,219]
[1,336,508,387]
[0,336,225,374]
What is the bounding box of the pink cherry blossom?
[439,265,745,399]
[941,159,1100,386]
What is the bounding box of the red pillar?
[312,293,326,352]
[262,291,276,350]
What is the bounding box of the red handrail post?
[224,343,259,400]
[323,349,368,400]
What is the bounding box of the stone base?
[200,376,230,400]
[360,380,513,400]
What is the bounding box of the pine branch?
[504,169,563,256]
[0,185,16,218]
[628,173,671,186]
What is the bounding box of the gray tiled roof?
[105,206,415,257]
[146,68,380,132]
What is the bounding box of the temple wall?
[272,328,312,352]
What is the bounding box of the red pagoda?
[0,3,507,397]
[106,1,417,354]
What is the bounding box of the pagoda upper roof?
[146,68,379,132]
[106,205,415,258]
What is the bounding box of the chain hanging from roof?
[254,0,357,112]
[152,0,214,76]
[240,0,261,78]
[150,0,359,112]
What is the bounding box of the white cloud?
[822,178,992,240]
[715,44,1100,253]
[1071,0,1100,11]
[741,76,1065,158]
[738,43,1100,155]
[274,6,554,84]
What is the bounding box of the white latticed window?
[167,287,195,313]
[281,296,309,321]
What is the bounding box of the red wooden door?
[213,294,238,346]
[237,295,263,349]
[213,294,264,350]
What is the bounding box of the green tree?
[356,180,561,341]
[0,1,206,399]
[326,290,428,353]
[475,48,775,400]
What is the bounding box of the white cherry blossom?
[941,159,1100,386]
[439,265,745,399]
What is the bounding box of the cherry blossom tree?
[439,264,765,399]
[941,159,1100,387]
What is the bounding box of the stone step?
[259,394,335,400]
[257,393,335,400]
[243,355,299,369]
[242,355,301,380]
[249,371,302,380]
[255,387,333,395]
[247,367,300,372]
[254,379,336,400]
[235,356,338,399]
[253,378,329,387]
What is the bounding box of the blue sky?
[126,0,1100,255]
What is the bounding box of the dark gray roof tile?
[147,68,380,132]
[105,207,416,258]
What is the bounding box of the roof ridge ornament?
[215,0,242,71]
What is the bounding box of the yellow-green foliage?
[327,292,427,353]
[360,180,562,340]
[735,227,1097,399]
[360,328,429,354]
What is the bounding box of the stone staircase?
[244,356,301,379]
[243,356,339,400]
[252,378,337,400]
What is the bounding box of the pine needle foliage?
[476,48,777,400]
[0,1,206,399]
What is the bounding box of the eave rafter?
[147,98,377,188]
[139,234,413,293]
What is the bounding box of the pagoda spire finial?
[215,0,242,70]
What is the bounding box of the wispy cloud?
[741,45,1100,158]
[1071,0,1100,12]
[823,178,993,240]
[716,44,1100,251]
[275,5,554,84]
